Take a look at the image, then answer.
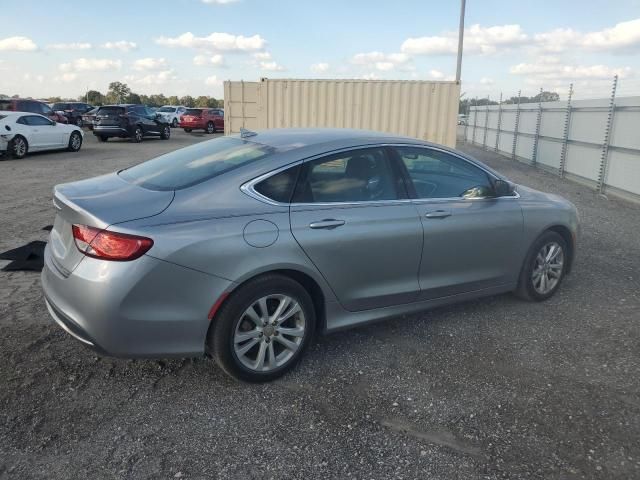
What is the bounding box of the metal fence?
[464,80,640,203]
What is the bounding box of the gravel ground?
[1,131,639,479]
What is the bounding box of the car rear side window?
[186,109,202,115]
[98,106,125,115]
[119,137,275,191]
[292,147,403,203]
[254,164,301,203]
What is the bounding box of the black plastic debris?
[42,225,53,232]
[0,240,47,272]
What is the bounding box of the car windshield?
[158,107,175,112]
[118,137,275,191]
[185,109,202,115]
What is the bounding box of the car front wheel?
[67,131,82,152]
[171,118,178,128]
[208,274,315,382]
[160,125,171,140]
[515,231,568,301]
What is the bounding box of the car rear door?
[289,146,423,311]
[391,145,523,300]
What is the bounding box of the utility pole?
[455,0,466,84]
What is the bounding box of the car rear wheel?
[515,231,568,301]
[183,128,192,133]
[206,122,215,134]
[208,274,315,382]
[9,136,28,159]
[160,125,171,140]
[132,126,143,143]
[171,118,178,128]
[67,131,82,152]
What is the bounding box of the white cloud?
[102,41,137,52]
[310,62,329,73]
[510,62,632,80]
[59,58,122,72]
[253,51,272,60]
[352,51,411,71]
[0,36,38,52]
[133,57,169,71]
[155,32,266,52]
[260,61,285,71]
[124,70,176,86]
[428,69,445,80]
[54,73,78,83]
[47,42,92,50]
[402,24,528,55]
[205,75,222,86]
[193,54,225,66]
[535,18,640,53]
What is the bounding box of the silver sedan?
[41,128,579,382]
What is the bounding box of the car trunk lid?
[95,106,126,127]
[48,173,174,274]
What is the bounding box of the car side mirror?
[493,179,513,197]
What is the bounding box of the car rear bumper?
[180,121,206,129]
[93,126,129,137]
[41,243,234,358]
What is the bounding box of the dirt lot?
[1,131,639,479]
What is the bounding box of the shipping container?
[224,78,460,147]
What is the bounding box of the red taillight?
[72,224,153,261]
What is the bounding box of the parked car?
[156,105,187,127]
[0,111,83,159]
[0,98,68,124]
[51,102,94,127]
[81,107,99,130]
[180,108,224,133]
[93,104,171,142]
[41,128,578,382]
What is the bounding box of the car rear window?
[158,107,175,112]
[185,109,202,115]
[97,106,125,115]
[118,137,275,191]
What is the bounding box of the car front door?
[392,146,523,300]
[289,146,423,311]
[24,115,63,148]
[214,110,224,130]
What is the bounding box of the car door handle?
[425,210,452,219]
[309,219,346,230]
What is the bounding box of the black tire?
[206,122,215,134]
[132,126,143,143]
[160,125,171,140]
[8,135,28,159]
[171,118,178,128]
[208,274,316,382]
[183,128,192,133]
[67,131,82,152]
[97,135,108,142]
[515,230,568,302]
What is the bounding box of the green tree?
[167,96,179,106]
[149,94,167,107]
[195,96,210,108]
[180,95,195,107]
[126,92,142,104]
[106,82,131,104]
[82,90,104,105]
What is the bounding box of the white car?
[156,105,187,127]
[0,112,83,160]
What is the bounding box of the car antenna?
[240,127,257,138]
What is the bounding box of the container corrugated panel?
[224,78,460,147]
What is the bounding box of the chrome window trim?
[240,143,520,207]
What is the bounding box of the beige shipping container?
[224,78,460,147]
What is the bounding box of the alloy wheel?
[233,294,306,372]
[13,137,26,157]
[135,128,143,142]
[70,133,82,150]
[532,241,564,295]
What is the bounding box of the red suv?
[180,108,224,134]
[0,98,68,123]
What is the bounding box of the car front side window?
[292,147,403,203]
[25,115,53,126]
[395,147,494,199]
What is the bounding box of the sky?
[1,0,639,101]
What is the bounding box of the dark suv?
[51,102,93,127]
[0,98,68,123]
[93,104,171,142]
